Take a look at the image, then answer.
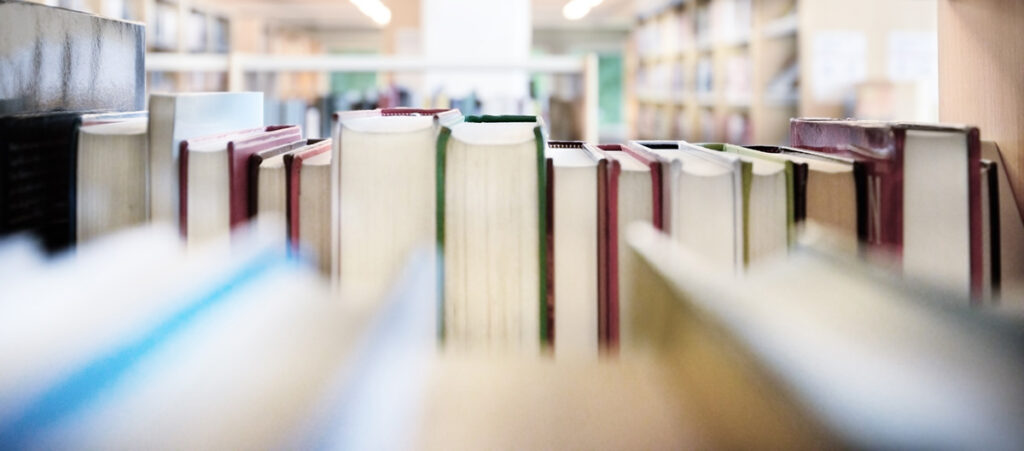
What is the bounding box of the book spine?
[435,127,452,343]
[536,126,550,345]
[968,128,984,301]
[596,159,610,348]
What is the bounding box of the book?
[179,125,302,246]
[790,118,983,299]
[332,108,462,300]
[980,141,1024,306]
[626,222,1024,449]
[596,143,660,348]
[627,140,747,271]
[0,1,145,116]
[745,145,865,253]
[980,160,1000,302]
[286,139,332,274]
[148,92,264,226]
[0,111,95,252]
[547,141,605,357]
[0,226,386,449]
[76,112,148,243]
[698,143,790,258]
[248,139,318,223]
[437,115,547,350]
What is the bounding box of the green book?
[629,141,750,270]
[699,143,796,247]
[436,115,548,349]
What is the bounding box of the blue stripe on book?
[0,249,291,444]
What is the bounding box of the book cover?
[702,143,797,245]
[285,140,331,249]
[178,127,266,238]
[247,139,321,218]
[791,118,983,298]
[595,143,663,347]
[225,126,303,228]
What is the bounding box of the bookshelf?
[628,0,799,144]
[938,0,1024,215]
[628,0,938,145]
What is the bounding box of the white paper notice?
[888,30,939,121]
[887,31,938,81]
[811,31,867,103]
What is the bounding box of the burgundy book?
[285,139,332,249]
[596,143,664,347]
[179,126,301,239]
[790,118,983,299]
[247,138,324,218]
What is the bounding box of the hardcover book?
[179,125,301,245]
[286,139,332,274]
[332,108,462,300]
[595,143,660,348]
[790,118,983,299]
[437,115,547,350]
[0,111,95,251]
[547,140,606,357]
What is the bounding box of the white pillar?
[421,0,532,114]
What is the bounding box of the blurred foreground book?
[626,222,1024,448]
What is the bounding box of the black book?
[0,111,97,252]
[0,0,145,116]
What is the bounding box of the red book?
[790,119,983,299]
[179,125,302,242]
[595,144,663,347]
[285,139,332,272]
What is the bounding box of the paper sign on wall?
[811,31,867,103]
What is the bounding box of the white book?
[547,141,603,358]
[439,117,546,352]
[603,145,656,350]
[76,112,148,242]
[629,140,745,271]
[331,109,462,301]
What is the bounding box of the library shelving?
[628,0,798,145]
[628,0,938,145]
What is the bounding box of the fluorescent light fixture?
[563,0,602,20]
[350,0,391,25]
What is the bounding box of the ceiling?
[196,0,634,32]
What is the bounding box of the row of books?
[8,88,1012,358]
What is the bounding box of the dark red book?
[247,138,322,218]
[595,143,664,347]
[285,140,332,272]
[790,119,983,299]
[178,126,301,241]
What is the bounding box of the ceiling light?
[350,0,391,26]
[563,0,602,20]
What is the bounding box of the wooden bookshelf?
[628,0,799,144]
[628,0,938,145]
[938,0,1024,214]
